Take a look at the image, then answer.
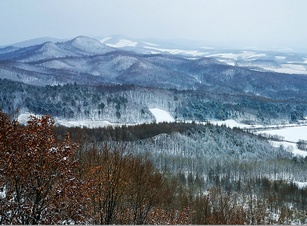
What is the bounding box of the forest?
[1,111,307,224]
[1,78,307,125]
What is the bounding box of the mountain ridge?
[0,36,307,101]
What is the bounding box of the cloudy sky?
[1,0,307,50]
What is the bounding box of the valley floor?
[17,108,307,158]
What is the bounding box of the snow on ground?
[256,126,307,143]
[256,125,307,157]
[18,108,176,128]
[149,108,175,123]
[17,112,43,125]
[294,181,307,189]
[201,46,214,50]
[142,41,159,47]
[211,119,263,129]
[206,52,266,61]
[270,140,307,158]
[99,37,111,43]
[275,56,286,60]
[106,39,138,48]
[261,64,307,75]
[17,111,307,157]
[215,59,236,66]
[211,119,307,158]
[17,112,121,128]
[212,119,248,128]
[55,119,116,128]
[144,46,206,57]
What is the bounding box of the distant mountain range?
[1,35,307,99]
[1,35,307,124]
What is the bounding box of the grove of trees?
[1,111,307,224]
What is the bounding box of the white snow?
[207,52,266,61]
[275,56,286,60]
[256,126,307,143]
[201,46,214,50]
[0,186,6,198]
[211,119,263,129]
[270,140,307,157]
[107,39,138,48]
[261,64,307,75]
[211,119,307,158]
[294,181,307,189]
[17,112,43,125]
[212,119,249,128]
[216,59,236,66]
[144,46,206,57]
[16,111,307,158]
[142,41,159,47]
[68,36,111,55]
[55,119,116,128]
[254,124,307,157]
[149,108,175,123]
[100,37,112,43]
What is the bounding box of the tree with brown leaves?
[0,112,87,224]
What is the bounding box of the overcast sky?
[1,0,307,50]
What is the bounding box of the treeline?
[55,121,207,142]
[180,94,307,123]
[2,112,307,224]
[0,79,155,123]
[2,78,307,125]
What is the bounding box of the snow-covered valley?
[17,108,307,159]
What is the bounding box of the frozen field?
[212,119,307,157]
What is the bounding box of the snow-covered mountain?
[2,35,307,75]
[0,36,114,63]
[1,35,307,100]
[1,37,67,48]
[98,35,307,75]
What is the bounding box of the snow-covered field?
[261,64,307,75]
[106,39,138,48]
[55,119,114,128]
[17,108,176,128]
[257,126,307,143]
[149,108,175,123]
[220,120,307,157]
[144,46,206,57]
[255,126,307,158]
[210,119,307,157]
[211,119,262,129]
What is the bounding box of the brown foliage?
[0,112,87,224]
[80,145,178,224]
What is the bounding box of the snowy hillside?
[97,35,307,74]
[149,108,175,123]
